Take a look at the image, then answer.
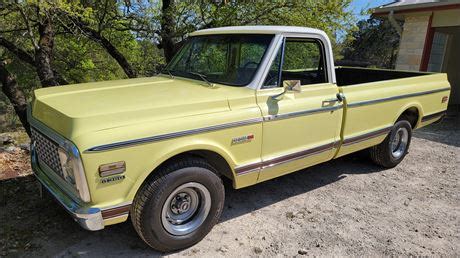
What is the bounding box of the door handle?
[323,98,339,103]
[322,93,345,107]
[322,98,339,107]
[323,93,345,104]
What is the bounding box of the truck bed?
[335,67,430,86]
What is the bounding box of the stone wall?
[395,14,431,71]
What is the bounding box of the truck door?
[256,36,343,182]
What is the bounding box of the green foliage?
[1,0,355,84]
[341,17,401,69]
[283,41,321,71]
[1,0,356,131]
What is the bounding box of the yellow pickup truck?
[28,26,450,251]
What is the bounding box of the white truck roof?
[190,26,327,37]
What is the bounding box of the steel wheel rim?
[390,127,409,159]
[161,182,211,236]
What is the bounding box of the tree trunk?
[161,0,177,62]
[35,18,59,87]
[0,61,30,136]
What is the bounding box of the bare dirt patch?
[0,130,32,180]
[1,117,459,257]
[0,150,32,180]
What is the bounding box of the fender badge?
[101,174,125,184]
[231,134,254,145]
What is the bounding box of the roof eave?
[373,2,460,16]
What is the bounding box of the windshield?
[164,34,274,86]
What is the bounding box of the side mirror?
[283,80,301,93]
[271,80,301,100]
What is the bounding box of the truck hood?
[31,76,232,139]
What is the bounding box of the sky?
[335,0,393,41]
[349,0,393,20]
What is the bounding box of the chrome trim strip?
[236,125,394,175]
[421,110,446,122]
[234,163,262,175]
[101,202,132,220]
[347,87,450,108]
[101,201,133,211]
[103,213,129,221]
[86,117,263,152]
[263,105,342,121]
[235,141,337,175]
[262,141,337,169]
[342,126,392,146]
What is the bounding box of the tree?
[1,0,355,134]
[155,1,355,62]
[341,17,400,69]
[0,1,144,133]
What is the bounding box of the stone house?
[373,0,460,109]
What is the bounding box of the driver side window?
[263,38,327,88]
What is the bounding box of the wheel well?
[153,150,234,181]
[398,107,419,128]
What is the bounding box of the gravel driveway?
[1,117,459,257]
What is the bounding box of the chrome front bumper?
[31,145,104,231]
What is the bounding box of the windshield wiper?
[188,71,214,87]
[161,69,174,79]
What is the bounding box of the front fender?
[126,140,238,200]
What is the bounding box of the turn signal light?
[442,96,448,103]
[99,161,126,177]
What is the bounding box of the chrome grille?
[31,128,63,176]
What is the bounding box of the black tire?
[131,158,225,252]
[369,120,412,168]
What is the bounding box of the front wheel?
[369,120,412,168]
[131,158,225,252]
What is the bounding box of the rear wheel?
[369,120,412,168]
[131,158,225,252]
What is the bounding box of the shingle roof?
[374,0,460,14]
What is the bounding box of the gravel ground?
[1,117,459,257]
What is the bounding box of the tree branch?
[84,26,137,78]
[55,8,137,78]
[0,36,68,85]
[0,36,35,66]
[17,4,39,49]
[0,28,29,33]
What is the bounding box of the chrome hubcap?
[391,127,409,159]
[161,182,211,236]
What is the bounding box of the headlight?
[58,147,76,186]
[58,141,91,202]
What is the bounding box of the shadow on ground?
[413,116,460,147]
[1,152,384,257]
[1,117,458,256]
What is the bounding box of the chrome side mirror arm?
[270,87,288,100]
